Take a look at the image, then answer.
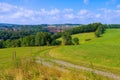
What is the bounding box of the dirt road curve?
[53,59,120,80]
[36,57,120,80]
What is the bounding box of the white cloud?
[98,8,120,23]
[63,8,73,12]
[0,2,120,24]
[0,2,18,13]
[117,5,120,8]
[49,8,60,15]
[64,13,75,19]
[77,9,93,20]
[105,0,117,5]
[95,14,101,18]
[78,9,89,15]
[83,0,89,4]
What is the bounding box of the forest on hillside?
[0,23,108,48]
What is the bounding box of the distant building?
[47,26,61,33]
[47,25,72,33]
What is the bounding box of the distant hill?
[0,23,81,33]
[0,23,18,27]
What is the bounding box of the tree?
[21,37,29,46]
[66,23,102,35]
[73,37,79,45]
[0,40,4,48]
[4,39,12,48]
[44,32,52,46]
[20,35,35,47]
[51,32,62,40]
[51,40,61,45]
[35,32,51,46]
[95,25,103,37]
[62,32,72,45]
[28,35,35,46]
[11,39,21,47]
[35,32,42,46]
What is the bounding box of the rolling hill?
[0,29,120,79]
[49,29,120,74]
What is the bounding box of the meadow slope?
[0,46,110,80]
[49,29,120,74]
[0,29,120,79]
[0,46,53,69]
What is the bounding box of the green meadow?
[0,46,109,80]
[0,29,120,79]
[58,32,96,44]
[0,46,53,69]
[49,29,120,74]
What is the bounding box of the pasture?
[49,29,120,74]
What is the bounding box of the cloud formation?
[0,2,120,24]
[83,0,89,4]
[117,4,120,8]
[106,0,117,5]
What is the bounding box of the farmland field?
[58,32,96,44]
[49,29,120,74]
[0,46,110,80]
[0,46,53,69]
[0,29,120,80]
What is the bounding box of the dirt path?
[35,47,120,80]
[36,57,67,72]
[36,57,120,80]
[53,59,120,80]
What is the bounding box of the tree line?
[103,24,120,28]
[0,23,106,48]
[0,25,47,40]
[52,22,105,39]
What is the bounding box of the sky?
[0,0,120,24]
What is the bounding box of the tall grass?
[0,51,110,80]
[0,46,53,69]
[0,58,86,80]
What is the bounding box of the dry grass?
[0,58,86,80]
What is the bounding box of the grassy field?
[72,32,96,44]
[0,46,53,69]
[0,57,110,80]
[0,46,110,80]
[49,29,120,74]
[0,29,119,79]
[58,32,96,44]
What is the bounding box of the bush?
[51,40,61,45]
[0,40,4,48]
[95,25,103,37]
[85,39,91,41]
[73,38,79,45]
[62,32,72,45]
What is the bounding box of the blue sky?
[0,0,120,24]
